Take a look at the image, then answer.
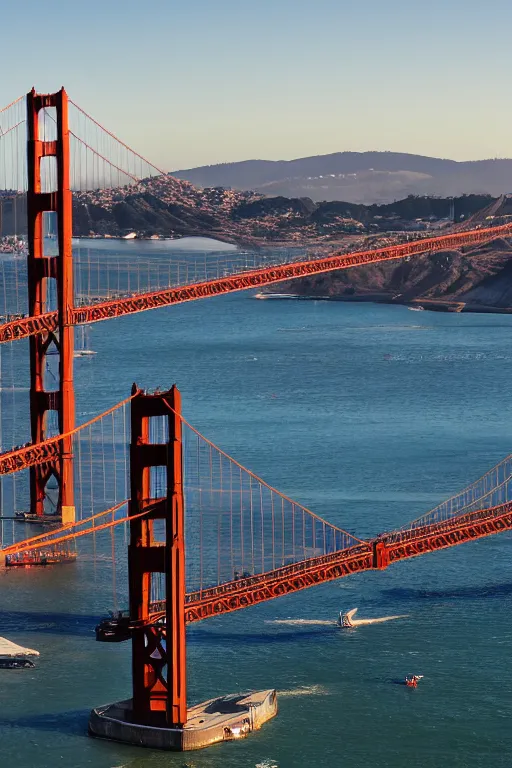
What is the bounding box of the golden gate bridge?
[0,87,511,750]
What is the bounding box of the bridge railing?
[388,501,512,545]
[145,410,365,596]
[406,452,512,530]
[0,395,133,549]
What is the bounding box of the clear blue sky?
[3,0,512,170]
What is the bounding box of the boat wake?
[266,611,408,628]
[278,685,328,697]
[340,608,408,627]
[348,615,408,625]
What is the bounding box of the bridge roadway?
[147,502,511,624]
[0,440,60,475]
[1,221,511,345]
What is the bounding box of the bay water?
[1,240,512,767]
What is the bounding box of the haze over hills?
[172,152,512,205]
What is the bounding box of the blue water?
[1,245,512,767]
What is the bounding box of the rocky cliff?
[272,237,512,311]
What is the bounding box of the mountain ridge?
[172,152,512,204]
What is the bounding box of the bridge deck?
[1,221,511,344]
[142,502,512,624]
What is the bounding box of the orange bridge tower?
[26,88,75,522]
[89,385,277,751]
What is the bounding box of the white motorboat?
[0,637,39,669]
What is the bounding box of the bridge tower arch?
[26,88,75,522]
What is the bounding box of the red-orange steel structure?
[1,220,512,345]
[0,440,61,476]
[178,502,512,623]
[5,88,512,745]
[0,393,135,477]
[26,88,75,522]
[129,385,187,728]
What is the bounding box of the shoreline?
[70,234,353,250]
[258,292,512,315]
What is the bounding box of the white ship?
[338,608,408,627]
[339,608,358,627]
[74,325,96,358]
[0,637,39,669]
[122,232,137,240]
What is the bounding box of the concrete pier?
[89,689,277,751]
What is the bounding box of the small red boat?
[405,675,423,688]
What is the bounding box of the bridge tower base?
[89,385,277,750]
[89,689,277,751]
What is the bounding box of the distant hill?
[172,152,512,204]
